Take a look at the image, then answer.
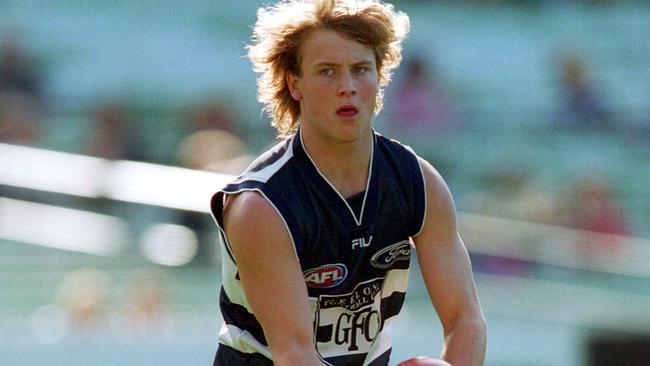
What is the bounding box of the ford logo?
[370,240,411,269]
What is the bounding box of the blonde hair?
[247,0,410,137]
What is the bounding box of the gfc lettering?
[334,309,381,351]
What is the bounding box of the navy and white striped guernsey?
[210,130,427,366]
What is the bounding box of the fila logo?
[351,236,372,250]
[304,264,348,288]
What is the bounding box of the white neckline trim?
[299,130,374,227]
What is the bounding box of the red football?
[396,356,453,366]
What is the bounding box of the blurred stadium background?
[1,1,649,365]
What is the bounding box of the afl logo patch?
[304,264,348,288]
[370,240,411,269]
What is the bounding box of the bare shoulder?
[223,190,294,259]
[224,190,278,224]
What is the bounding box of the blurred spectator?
[0,31,44,145]
[186,97,234,132]
[0,32,43,100]
[79,101,146,217]
[114,269,169,338]
[176,98,253,265]
[555,51,613,131]
[178,129,253,174]
[560,175,631,261]
[177,98,253,174]
[464,166,562,276]
[0,92,40,144]
[56,268,110,336]
[641,89,650,149]
[563,175,630,236]
[466,165,561,225]
[384,54,461,138]
[83,101,146,161]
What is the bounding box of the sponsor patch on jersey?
[304,263,348,288]
[315,277,385,353]
[370,240,411,269]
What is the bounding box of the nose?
[337,71,357,96]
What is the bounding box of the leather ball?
[396,356,453,366]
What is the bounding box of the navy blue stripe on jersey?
[216,230,236,264]
[321,352,367,366]
[220,288,268,347]
[381,291,406,320]
[213,344,273,366]
[320,348,391,366]
[366,349,392,366]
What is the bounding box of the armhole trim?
[411,157,427,238]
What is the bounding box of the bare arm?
[223,191,324,366]
[412,158,487,366]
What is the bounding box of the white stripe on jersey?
[232,138,294,184]
[220,241,252,310]
[363,316,395,366]
[219,323,272,358]
[381,268,410,297]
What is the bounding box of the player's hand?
[396,356,453,366]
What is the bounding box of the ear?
[287,72,303,101]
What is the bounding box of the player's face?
[288,28,378,145]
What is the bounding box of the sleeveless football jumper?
[210,130,426,366]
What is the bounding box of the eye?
[319,68,335,76]
[352,66,368,74]
[353,66,370,75]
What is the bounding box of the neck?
[300,129,373,198]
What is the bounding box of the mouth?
[336,105,359,119]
